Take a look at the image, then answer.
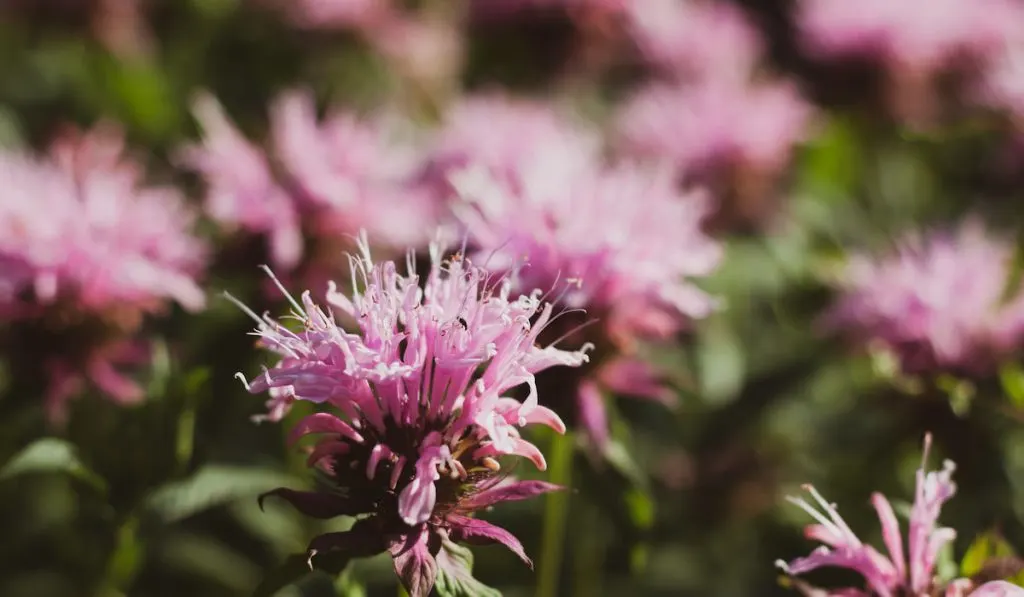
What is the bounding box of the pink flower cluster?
[438,95,721,447]
[234,236,589,596]
[178,90,440,272]
[0,125,207,419]
[779,435,1024,597]
[823,220,1024,376]
[615,0,811,217]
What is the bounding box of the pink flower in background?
[0,125,206,315]
[178,93,303,270]
[823,220,1024,375]
[180,90,440,274]
[260,0,391,30]
[450,157,721,445]
[426,94,600,194]
[270,89,439,249]
[233,235,589,596]
[616,79,812,180]
[625,0,763,83]
[778,435,1024,597]
[798,0,1021,76]
[0,125,207,420]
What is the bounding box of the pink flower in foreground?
[823,220,1024,376]
[616,79,812,179]
[232,235,589,596]
[625,0,763,83]
[449,155,720,445]
[0,125,207,420]
[778,435,1024,597]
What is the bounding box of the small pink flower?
[823,219,1024,375]
[778,434,969,596]
[234,234,589,596]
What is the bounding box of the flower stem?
[397,583,410,597]
[536,431,574,597]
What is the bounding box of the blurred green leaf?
[161,532,261,593]
[144,464,293,523]
[696,317,745,406]
[961,532,1017,578]
[1000,363,1024,410]
[434,537,502,597]
[936,375,975,417]
[0,437,106,493]
[253,550,357,597]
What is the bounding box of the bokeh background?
[3,1,1024,596]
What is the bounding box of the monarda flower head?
[449,154,721,447]
[823,220,1024,377]
[0,124,207,420]
[777,434,1024,597]
[232,234,590,596]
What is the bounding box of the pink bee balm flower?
[0,125,207,420]
[257,0,392,30]
[232,235,590,596]
[177,93,303,270]
[616,79,812,179]
[449,156,720,445]
[269,89,439,249]
[0,125,207,315]
[777,434,1016,597]
[426,94,601,194]
[798,0,1020,76]
[625,0,763,83]
[823,220,1024,376]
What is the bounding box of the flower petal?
[389,526,439,597]
[459,480,564,511]
[258,487,371,518]
[447,514,531,567]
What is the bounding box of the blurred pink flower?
[233,236,588,596]
[450,156,721,445]
[177,93,303,270]
[427,94,600,193]
[261,0,391,30]
[824,220,1024,375]
[798,0,1021,76]
[779,434,1023,597]
[625,0,763,83]
[616,79,812,179]
[180,91,439,272]
[0,125,207,315]
[0,125,207,420]
[270,89,439,249]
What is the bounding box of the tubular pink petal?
[288,412,365,445]
[871,492,907,583]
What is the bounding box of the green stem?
[571,500,603,597]
[397,583,410,597]
[535,431,574,597]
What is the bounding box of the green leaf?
[0,438,105,493]
[252,551,357,597]
[936,374,975,417]
[434,538,502,597]
[144,464,294,523]
[961,532,1018,578]
[1000,363,1024,410]
[696,317,745,406]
